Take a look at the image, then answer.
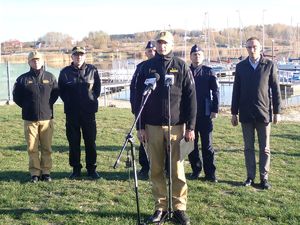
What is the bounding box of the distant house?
[2,39,22,54]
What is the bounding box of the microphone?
[165,74,174,86]
[143,73,160,96]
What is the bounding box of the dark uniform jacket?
[130,61,145,114]
[191,65,219,117]
[135,51,197,130]
[231,56,281,123]
[13,67,59,121]
[58,63,101,114]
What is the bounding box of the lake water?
[1,62,300,107]
[0,63,61,101]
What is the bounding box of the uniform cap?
[156,31,174,43]
[72,46,86,54]
[28,50,42,61]
[190,44,203,54]
[145,41,155,49]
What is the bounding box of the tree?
[83,31,110,50]
[38,32,73,49]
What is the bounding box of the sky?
[0,0,300,42]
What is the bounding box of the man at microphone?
[135,31,196,225]
[130,41,156,180]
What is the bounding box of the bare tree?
[83,31,110,50]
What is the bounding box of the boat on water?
[277,58,300,83]
[277,61,300,71]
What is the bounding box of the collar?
[156,51,174,61]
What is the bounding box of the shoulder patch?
[169,68,178,73]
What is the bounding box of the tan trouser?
[145,124,187,211]
[24,120,54,176]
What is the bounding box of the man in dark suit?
[231,37,281,190]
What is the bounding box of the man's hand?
[273,114,281,124]
[185,129,195,142]
[210,112,218,119]
[231,115,238,126]
[137,129,148,143]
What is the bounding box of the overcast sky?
[0,0,299,42]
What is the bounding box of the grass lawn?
[0,104,299,225]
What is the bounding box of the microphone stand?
[160,80,173,224]
[113,90,153,225]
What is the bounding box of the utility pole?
[204,12,210,64]
[236,10,243,57]
[262,9,267,54]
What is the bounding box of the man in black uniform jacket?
[135,31,196,225]
[188,45,219,182]
[130,40,156,180]
[13,50,59,183]
[59,46,101,179]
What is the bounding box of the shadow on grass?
[0,208,145,222]
[272,150,300,157]
[3,145,123,153]
[273,133,300,141]
[0,170,132,183]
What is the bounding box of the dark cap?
[145,41,155,49]
[190,44,203,54]
[72,46,86,54]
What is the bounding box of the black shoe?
[189,171,200,180]
[87,171,100,179]
[69,169,81,179]
[31,175,39,183]
[138,169,149,180]
[147,210,167,223]
[260,179,271,190]
[41,174,52,182]
[243,178,254,186]
[204,176,218,183]
[173,210,191,225]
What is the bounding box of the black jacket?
[130,61,145,114]
[58,63,101,114]
[13,67,59,121]
[231,56,281,123]
[191,65,219,117]
[135,51,197,130]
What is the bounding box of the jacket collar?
[156,51,174,61]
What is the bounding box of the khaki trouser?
[241,122,271,180]
[145,124,187,211]
[24,120,54,176]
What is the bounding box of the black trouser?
[188,116,216,178]
[66,113,97,172]
[138,143,149,172]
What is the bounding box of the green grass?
[0,104,299,225]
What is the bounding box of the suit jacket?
[231,56,281,123]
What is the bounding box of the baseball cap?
[28,50,42,61]
[72,46,86,54]
[190,44,203,54]
[156,31,174,43]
